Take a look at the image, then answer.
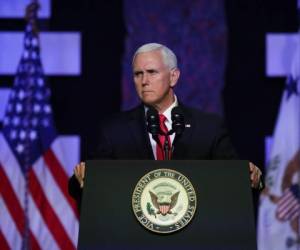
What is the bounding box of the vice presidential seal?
[132,169,197,234]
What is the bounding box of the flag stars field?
[16,143,24,153]
[18,90,25,99]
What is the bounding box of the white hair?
[132,43,178,69]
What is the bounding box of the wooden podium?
[77,160,257,250]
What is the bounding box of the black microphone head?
[171,106,185,135]
[146,107,160,136]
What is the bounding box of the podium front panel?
[78,160,256,250]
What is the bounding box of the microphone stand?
[163,134,170,160]
[163,130,175,160]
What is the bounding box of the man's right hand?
[74,162,85,188]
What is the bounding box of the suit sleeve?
[210,119,238,159]
[68,175,83,210]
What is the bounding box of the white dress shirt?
[145,96,178,159]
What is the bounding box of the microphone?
[146,106,171,160]
[146,107,160,136]
[171,106,185,136]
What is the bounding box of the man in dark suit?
[69,43,262,202]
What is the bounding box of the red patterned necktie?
[156,114,171,160]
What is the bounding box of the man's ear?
[170,68,180,88]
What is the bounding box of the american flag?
[0,2,79,250]
[276,184,300,221]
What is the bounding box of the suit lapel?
[127,105,155,159]
[172,105,193,159]
[125,104,193,160]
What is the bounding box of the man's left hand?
[249,162,262,189]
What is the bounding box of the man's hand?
[249,162,262,189]
[74,162,85,188]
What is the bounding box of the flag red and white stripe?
[276,186,300,221]
[0,135,79,250]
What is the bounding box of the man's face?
[133,50,179,110]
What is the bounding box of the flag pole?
[22,1,40,249]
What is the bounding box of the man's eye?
[134,72,142,77]
[148,70,158,75]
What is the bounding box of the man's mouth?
[142,90,153,94]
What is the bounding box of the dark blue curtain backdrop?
[122,0,227,114]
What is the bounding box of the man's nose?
[141,73,149,85]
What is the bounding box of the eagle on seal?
[149,190,180,216]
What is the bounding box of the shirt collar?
[144,95,178,123]
[161,95,178,123]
